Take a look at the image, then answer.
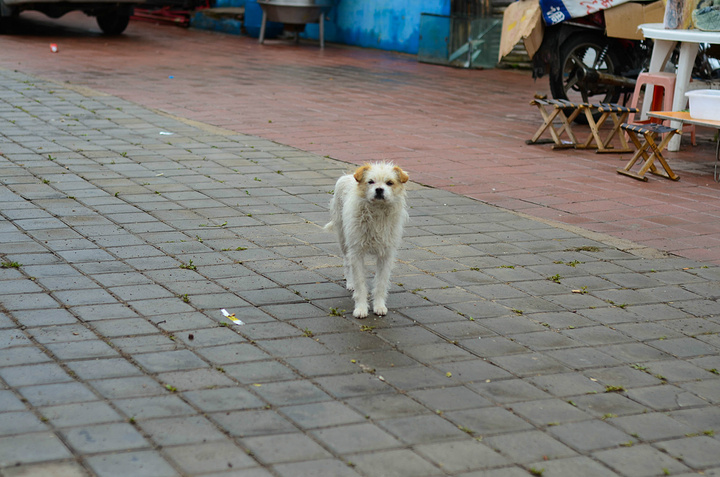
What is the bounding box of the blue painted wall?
[315,0,450,54]
[197,0,450,55]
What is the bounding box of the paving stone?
[470,379,551,404]
[112,395,196,420]
[444,407,534,436]
[89,318,160,337]
[255,337,331,358]
[656,436,720,469]
[39,401,123,428]
[18,382,98,407]
[0,461,89,477]
[625,385,707,411]
[347,449,441,477]
[164,440,258,474]
[314,373,393,399]
[526,373,606,397]
[484,430,578,464]
[548,420,635,452]
[90,376,166,399]
[649,337,718,358]
[490,352,571,377]
[132,349,208,373]
[11,308,78,327]
[510,398,592,427]
[182,387,265,413]
[61,422,149,453]
[524,456,619,477]
[415,439,508,473]
[311,423,403,454]
[570,392,648,417]
[273,459,362,477]
[138,415,227,446]
[156,368,234,391]
[241,432,332,465]
[224,360,298,384]
[44,340,119,360]
[85,450,179,477]
[585,365,663,389]
[280,401,365,429]
[0,390,28,412]
[251,379,331,406]
[593,445,690,476]
[210,409,296,437]
[66,358,143,380]
[410,386,492,412]
[668,407,720,433]
[0,411,49,436]
[0,363,73,387]
[0,432,72,467]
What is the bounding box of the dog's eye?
[368,180,375,185]
[386,181,394,186]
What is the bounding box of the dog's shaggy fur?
[325,162,409,318]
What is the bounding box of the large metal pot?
[256,0,333,24]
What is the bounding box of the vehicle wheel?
[549,33,622,122]
[97,8,130,35]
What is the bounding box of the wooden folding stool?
[578,103,639,153]
[527,98,583,149]
[617,122,681,181]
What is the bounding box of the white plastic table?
[639,23,720,151]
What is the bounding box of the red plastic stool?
[628,72,696,145]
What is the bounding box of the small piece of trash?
[221,309,244,326]
[159,131,174,136]
[378,376,385,382]
[168,75,174,79]
[50,43,58,53]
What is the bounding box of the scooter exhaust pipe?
[576,68,637,89]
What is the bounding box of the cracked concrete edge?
[33,72,669,262]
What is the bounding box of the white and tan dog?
[325,162,409,318]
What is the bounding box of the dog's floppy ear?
[353,164,371,182]
[393,166,409,184]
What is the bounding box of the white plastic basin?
[685,89,720,121]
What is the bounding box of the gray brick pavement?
[1,68,720,476]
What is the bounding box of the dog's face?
[353,162,409,204]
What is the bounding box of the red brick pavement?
[3,12,720,264]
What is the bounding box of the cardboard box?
[499,0,544,60]
[605,0,665,40]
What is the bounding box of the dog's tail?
[323,221,335,232]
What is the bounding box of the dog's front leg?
[349,254,369,318]
[372,254,393,316]
[343,255,355,291]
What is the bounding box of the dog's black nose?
[375,188,385,199]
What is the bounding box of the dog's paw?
[373,304,388,316]
[353,306,369,319]
[346,282,355,292]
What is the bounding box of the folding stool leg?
[645,132,680,181]
[528,102,563,145]
[600,112,633,154]
[617,131,652,181]
[577,108,609,150]
[553,107,580,149]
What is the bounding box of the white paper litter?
[221,309,244,325]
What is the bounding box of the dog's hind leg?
[350,254,369,318]
[372,253,393,316]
